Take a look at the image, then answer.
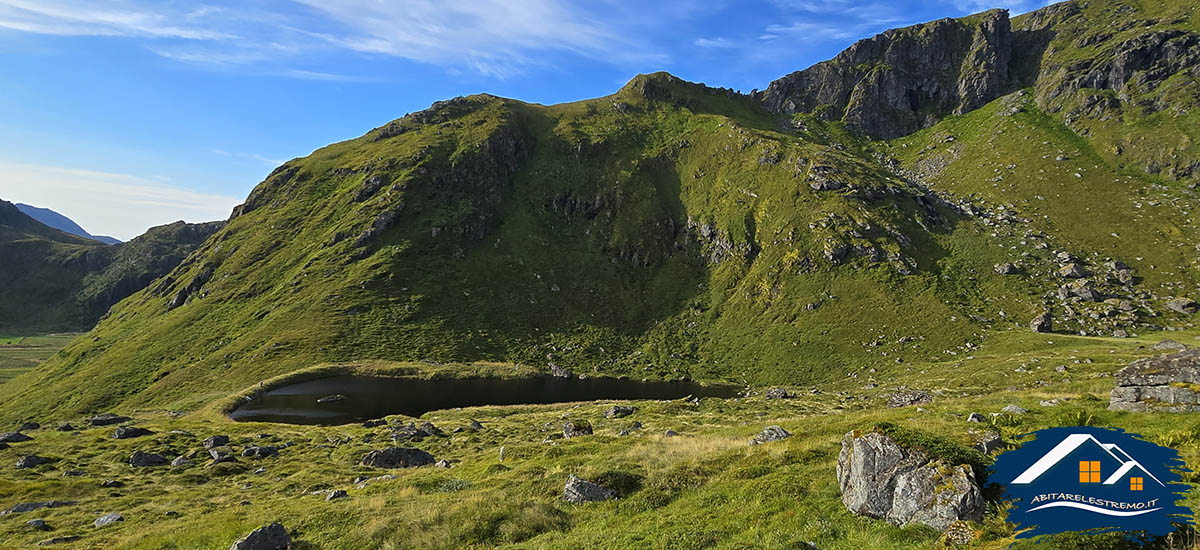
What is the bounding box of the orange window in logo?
[1079,461,1101,483]
[1130,477,1144,491]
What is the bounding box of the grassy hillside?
[0,75,1057,421]
[0,333,78,384]
[0,200,109,331]
[1,1,1199,548]
[3,0,1198,423]
[0,329,1196,548]
[0,201,222,333]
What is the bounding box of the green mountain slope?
[0,199,223,332]
[2,0,1198,422]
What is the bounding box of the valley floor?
[1,328,1198,549]
[0,333,78,385]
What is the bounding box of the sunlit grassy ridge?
[0,74,1052,422]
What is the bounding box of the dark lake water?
[230,375,743,425]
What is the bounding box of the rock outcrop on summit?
[755,10,1014,139]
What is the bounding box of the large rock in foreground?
[230,521,291,550]
[837,426,985,531]
[1109,349,1200,412]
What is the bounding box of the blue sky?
[0,0,1049,240]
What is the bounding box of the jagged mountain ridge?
[0,199,224,331]
[2,0,1198,421]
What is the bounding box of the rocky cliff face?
[754,10,1013,139]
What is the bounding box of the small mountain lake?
[230,375,743,425]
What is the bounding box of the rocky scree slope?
[3,0,1200,421]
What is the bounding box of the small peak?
[618,72,688,98]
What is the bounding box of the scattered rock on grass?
[129,451,168,467]
[112,426,153,439]
[360,447,435,469]
[603,405,635,418]
[27,518,50,531]
[241,446,279,459]
[203,435,230,448]
[230,521,291,550]
[16,455,52,469]
[1000,405,1029,415]
[89,414,130,427]
[764,387,790,399]
[326,490,348,501]
[94,512,123,528]
[1030,311,1052,333]
[562,420,593,438]
[751,425,791,445]
[2,501,76,515]
[1153,339,1187,351]
[993,263,1019,275]
[887,390,932,408]
[0,432,32,443]
[1166,297,1198,315]
[562,475,617,503]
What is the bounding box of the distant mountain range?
[14,203,121,245]
[0,199,222,331]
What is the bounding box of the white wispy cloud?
[0,162,240,240]
[694,37,736,48]
[213,150,285,167]
[0,0,234,39]
[0,0,666,78]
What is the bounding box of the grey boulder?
[230,521,291,550]
[887,390,932,408]
[112,426,153,439]
[750,425,792,445]
[562,475,617,503]
[94,512,123,528]
[837,430,983,531]
[1030,311,1052,333]
[764,387,790,399]
[129,451,168,467]
[16,455,52,469]
[89,414,130,427]
[1166,297,1198,315]
[360,447,435,469]
[1110,349,1200,412]
[603,405,635,418]
[1000,404,1029,415]
[562,420,593,438]
[0,432,32,443]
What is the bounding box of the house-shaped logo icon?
[1009,433,1165,516]
[990,426,1192,540]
